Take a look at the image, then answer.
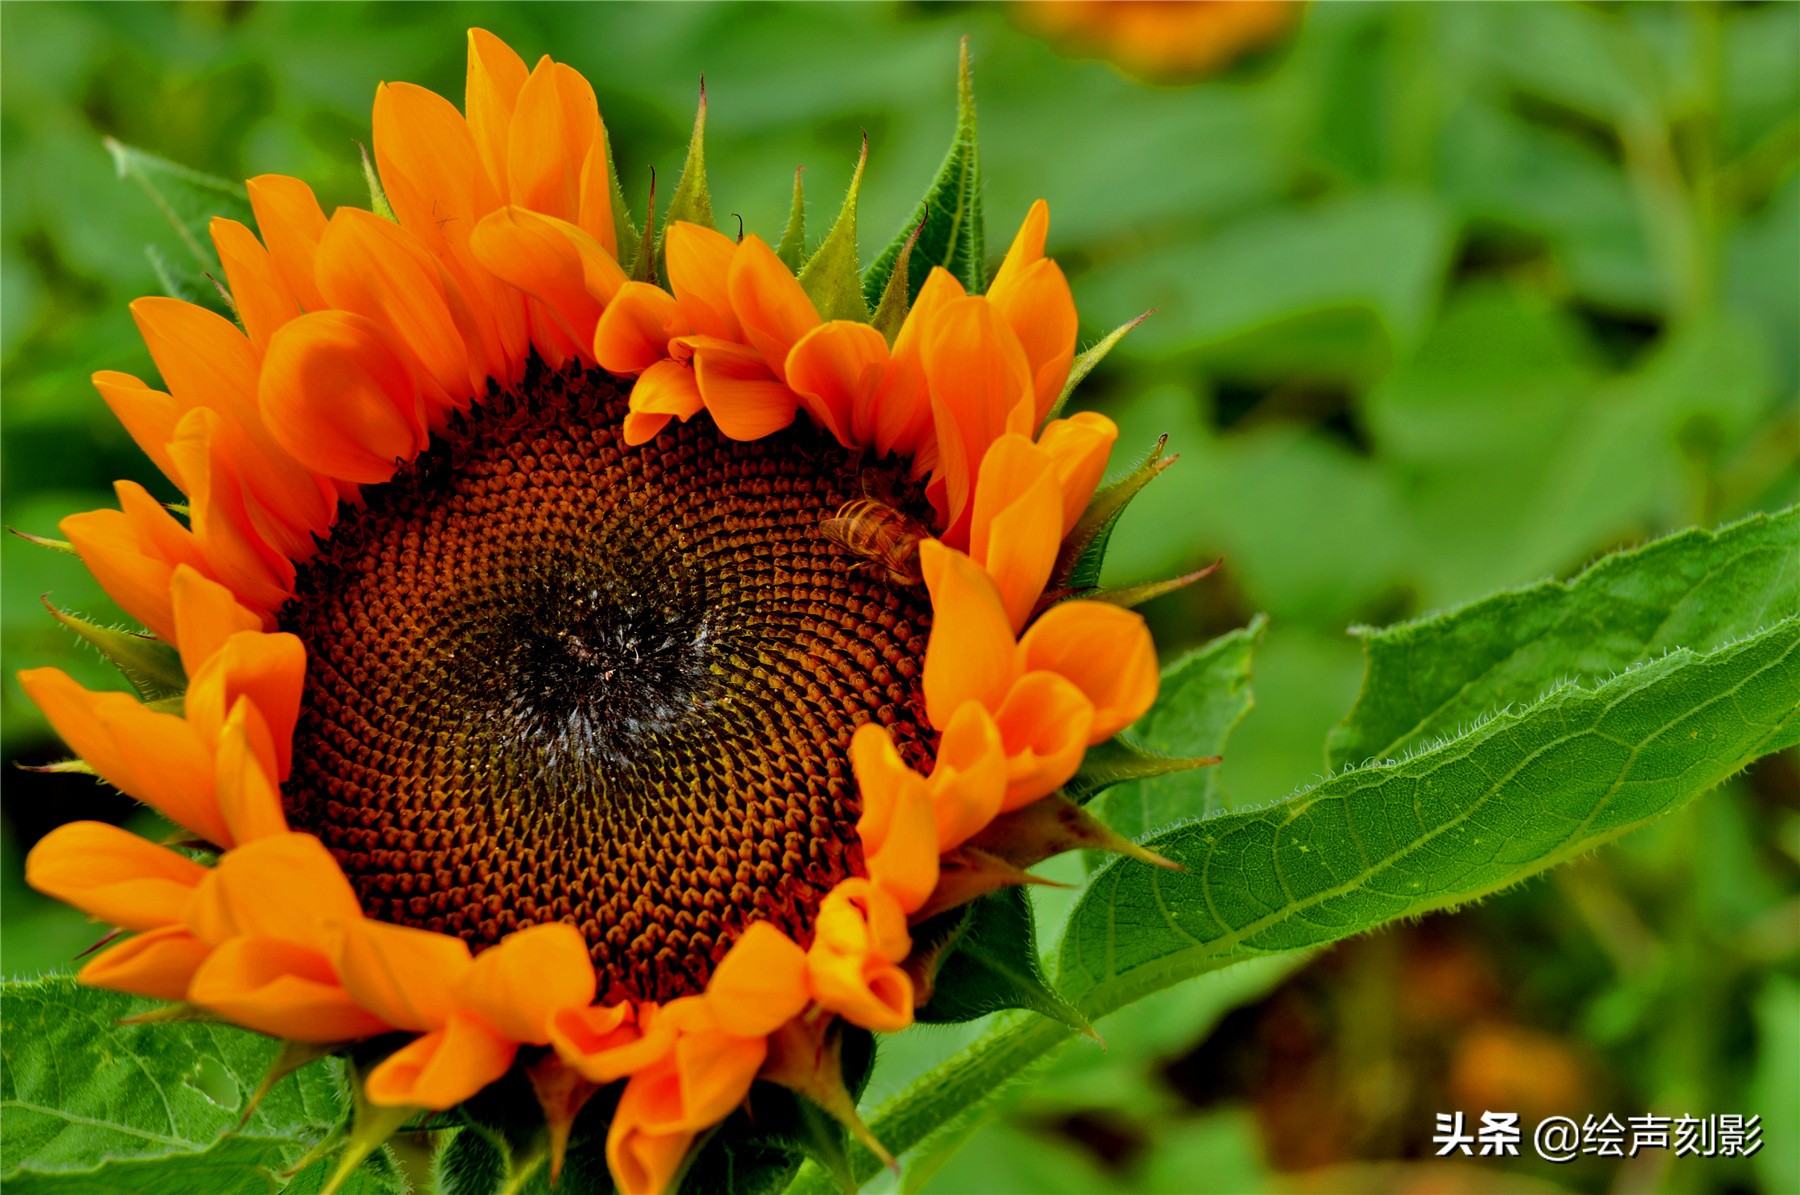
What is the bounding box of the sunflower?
[22,29,1191,1195]
[1015,0,1297,81]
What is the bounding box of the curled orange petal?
[549,1002,659,1084]
[210,217,301,353]
[366,1011,518,1109]
[702,922,810,1038]
[986,201,1075,421]
[851,724,940,913]
[665,222,742,341]
[213,697,291,846]
[25,821,205,931]
[78,925,211,1002]
[993,671,1095,811]
[186,832,363,948]
[920,540,1019,728]
[262,311,427,486]
[465,28,529,197]
[805,879,914,1032]
[470,206,626,352]
[595,282,692,375]
[1036,411,1118,536]
[725,235,818,381]
[336,919,474,1033]
[169,565,262,678]
[921,297,1037,546]
[968,434,1063,633]
[690,336,798,441]
[246,174,328,311]
[188,935,389,1042]
[1018,600,1160,742]
[92,371,183,491]
[926,700,1009,850]
[623,359,704,446]
[456,921,598,1045]
[785,320,887,449]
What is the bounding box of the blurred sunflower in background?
[1015,0,1298,81]
[18,27,1186,1195]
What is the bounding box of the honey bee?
[821,497,929,586]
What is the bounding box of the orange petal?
[926,700,1009,850]
[785,320,887,449]
[470,206,626,351]
[993,671,1095,811]
[184,629,306,780]
[456,921,597,1045]
[548,1003,657,1084]
[79,925,211,1002]
[19,667,226,846]
[246,174,328,311]
[1036,411,1118,536]
[187,832,363,948]
[213,697,291,845]
[867,267,967,457]
[166,409,297,613]
[805,880,914,1033]
[366,1012,518,1109]
[92,371,183,490]
[606,1117,695,1195]
[690,336,798,441]
[986,201,1074,421]
[623,359,704,446]
[170,564,262,678]
[702,922,810,1038]
[314,209,473,410]
[336,919,474,1032]
[211,217,302,352]
[664,222,741,341]
[968,435,1063,633]
[131,296,334,553]
[465,28,529,197]
[919,540,1019,728]
[508,58,600,225]
[188,935,389,1042]
[26,820,205,931]
[1018,600,1160,743]
[594,282,692,375]
[921,297,1037,547]
[851,724,941,913]
[725,235,818,380]
[60,495,194,642]
[262,310,426,484]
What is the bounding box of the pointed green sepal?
[603,125,642,268]
[9,528,76,555]
[864,37,985,306]
[358,142,396,221]
[911,844,1068,924]
[775,166,807,269]
[630,167,660,284]
[763,1018,895,1184]
[45,598,186,701]
[659,78,716,275]
[968,791,1184,872]
[798,134,871,323]
[1060,735,1220,805]
[1045,310,1154,422]
[16,758,97,776]
[871,217,924,346]
[914,888,1099,1041]
[525,1054,601,1187]
[1083,559,1221,610]
[1053,436,1176,592]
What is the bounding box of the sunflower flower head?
[21,30,1209,1194]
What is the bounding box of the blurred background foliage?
[1,3,1795,1193]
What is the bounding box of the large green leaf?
[0,978,396,1194]
[1059,615,1800,1017]
[1328,505,1800,770]
[103,138,251,315]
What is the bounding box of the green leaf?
[0,977,394,1193]
[46,604,186,702]
[916,889,1092,1036]
[797,138,870,324]
[1061,736,1218,807]
[103,138,251,316]
[862,39,984,306]
[602,126,642,271]
[1094,616,1265,834]
[1329,505,1800,770]
[1060,615,1800,1018]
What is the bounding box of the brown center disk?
[278,363,937,1004]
